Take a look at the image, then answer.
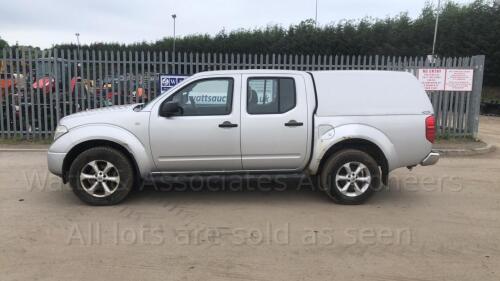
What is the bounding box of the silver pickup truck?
[48,70,439,205]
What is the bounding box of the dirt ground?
[1,117,500,281]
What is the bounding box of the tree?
[51,1,500,86]
[0,36,8,49]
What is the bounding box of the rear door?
[240,74,309,170]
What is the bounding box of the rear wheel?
[320,149,381,204]
[68,147,134,205]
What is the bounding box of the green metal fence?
[0,48,485,139]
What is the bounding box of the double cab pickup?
[48,70,439,205]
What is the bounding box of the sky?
[1,0,475,49]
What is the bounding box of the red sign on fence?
[418,68,474,92]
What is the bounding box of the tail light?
[425,115,436,143]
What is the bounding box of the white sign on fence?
[445,69,474,91]
[418,68,446,91]
[418,68,474,92]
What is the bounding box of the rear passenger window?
[247,78,296,114]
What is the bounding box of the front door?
[149,75,242,172]
[240,74,309,170]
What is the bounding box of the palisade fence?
[0,48,485,139]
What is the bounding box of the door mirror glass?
[160,101,183,117]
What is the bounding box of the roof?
[191,69,307,77]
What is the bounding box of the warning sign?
[418,68,474,92]
[445,69,474,91]
[418,69,446,91]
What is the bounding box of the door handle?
[219,121,238,128]
[284,120,303,127]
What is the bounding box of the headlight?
[54,125,68,140]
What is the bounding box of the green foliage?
[0,36,8,57]
[0,36,7,49]
[52,0,499,85]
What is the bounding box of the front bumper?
[47,151,67,177]
[420,151,440,166]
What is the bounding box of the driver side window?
[165,78,234,116]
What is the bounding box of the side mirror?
[160,101,183,117]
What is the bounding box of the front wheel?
[68,147,135,205]
[320,149,381,204]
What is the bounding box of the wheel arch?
[316,138,390,185]
[62,139,141,183]
[308,122,400,185]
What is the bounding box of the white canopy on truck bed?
[310,71,433,116]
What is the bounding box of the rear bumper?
[420,151,440,166]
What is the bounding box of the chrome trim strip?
[151,169,300,175]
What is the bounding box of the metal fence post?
[469,55,485,138]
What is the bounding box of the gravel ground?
[1,117,499,281]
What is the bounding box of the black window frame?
[246,77,297,115]
[161,77,235,117]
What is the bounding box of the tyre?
[68,147,135,205]
[320,149,381,204]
